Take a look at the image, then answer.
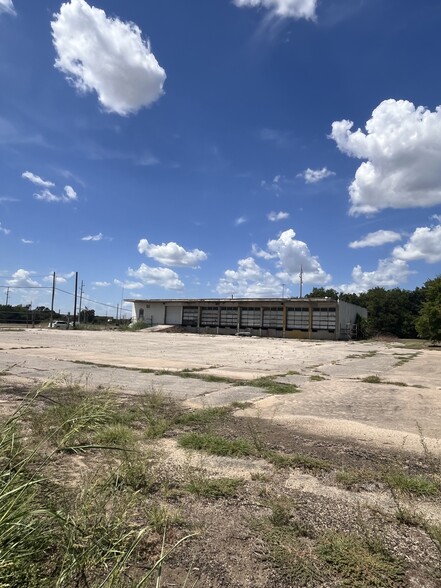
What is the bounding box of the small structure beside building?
[126,297,367,340]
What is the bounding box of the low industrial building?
[126,298,367,340]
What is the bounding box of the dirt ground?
[1,328,441,587]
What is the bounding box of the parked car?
[51,321,68,329]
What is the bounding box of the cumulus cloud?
[22,171,55,188]
[217,257,285,297]
[0,222,11,235]
[0,0,15,15]
[265,229,331,285]
[233,0,317,20]
[251,244,277,260]
[298,167,335,184]
[267,211,289,222]
[6,269,40,288]
[393,225,441,263]
[331,99,441,215]
[34,185,77,203]
[21,239,34,244]
[81,233,103,241]
[234,216,247,226]
[51,0,166,116]
[339,258,412,293]
[138,239,207,268]
[92,281,111,287]
[349,230,402,249]
[128,264,184,290]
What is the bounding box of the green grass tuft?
[178,432,254,457]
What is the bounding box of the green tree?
[415,276,441,343]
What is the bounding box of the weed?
[266,450,332,472]
[250,471,270,482]
[347,351,378,359]
[185,474,244,498]
[318,531,404,587]
[247,376,299,394]
[309,374,326,381]
[336,468,376,489]
[175,406,232,426]
[230,401,253,409]
[95,423,136,447]
[384,472,439,497]
[178,432,254,457]
[361,375,382,384]
[114,454,156,494]
[145,504,182,532]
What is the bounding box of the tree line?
[306,275,441,342]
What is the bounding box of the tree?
[415,276,441,343]
[305,287,340,300]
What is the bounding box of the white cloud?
[92,281,111,287]
[393,225,441,263]
[331,99,441,215]
[298,167,335,184]
[128,264,184,290]
[349,230,402,249]
[0,0,15,16]
[51,0,166,116]
[217,257,285,297]
[0,222,11,235]
[339,258,413,293]
[233,0,317,20]
[34,185,77,203]
[234,216,247,226]
[6,269,40,288]
[138,239,207,268]
[431,214,441,223]
[251,244,277,260]
[261,175,284,193]
[81,233,103,241]
[22,171,55,188]
[267,210,289,222]
[114,279,144,290]
[21,239,34,244]
[266,229,331,285]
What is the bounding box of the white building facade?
[126,298,368,341]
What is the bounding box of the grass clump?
[317,531,404,588]
[185,475,244,499]
[309,375,326,381]
[266,450,332,472]
[384,472,439,497]
[178,432,254,457]
[175,406,232,426]
[336,468,376,489]
[95,423,136,447]
[361,375,382,384]
[247,376,299,395]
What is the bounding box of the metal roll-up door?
[165,306,182,325]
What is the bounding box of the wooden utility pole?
[78,281,84,324]
[49,272,56,328]
[73,272,78,327]
[5,287,9,306]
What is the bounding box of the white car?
[51,321,69,329]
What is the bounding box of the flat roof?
[124,297,337,303]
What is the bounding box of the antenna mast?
[299,265,303,298]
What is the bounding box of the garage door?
[165,306,182,325]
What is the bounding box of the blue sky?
[1,0,441,316]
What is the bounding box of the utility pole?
[299,265,303,299]
[73,272,78,328]
[78,280,84,324]
[49,272,56,328]
[282,283,285,298]
[5,287,10,305]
